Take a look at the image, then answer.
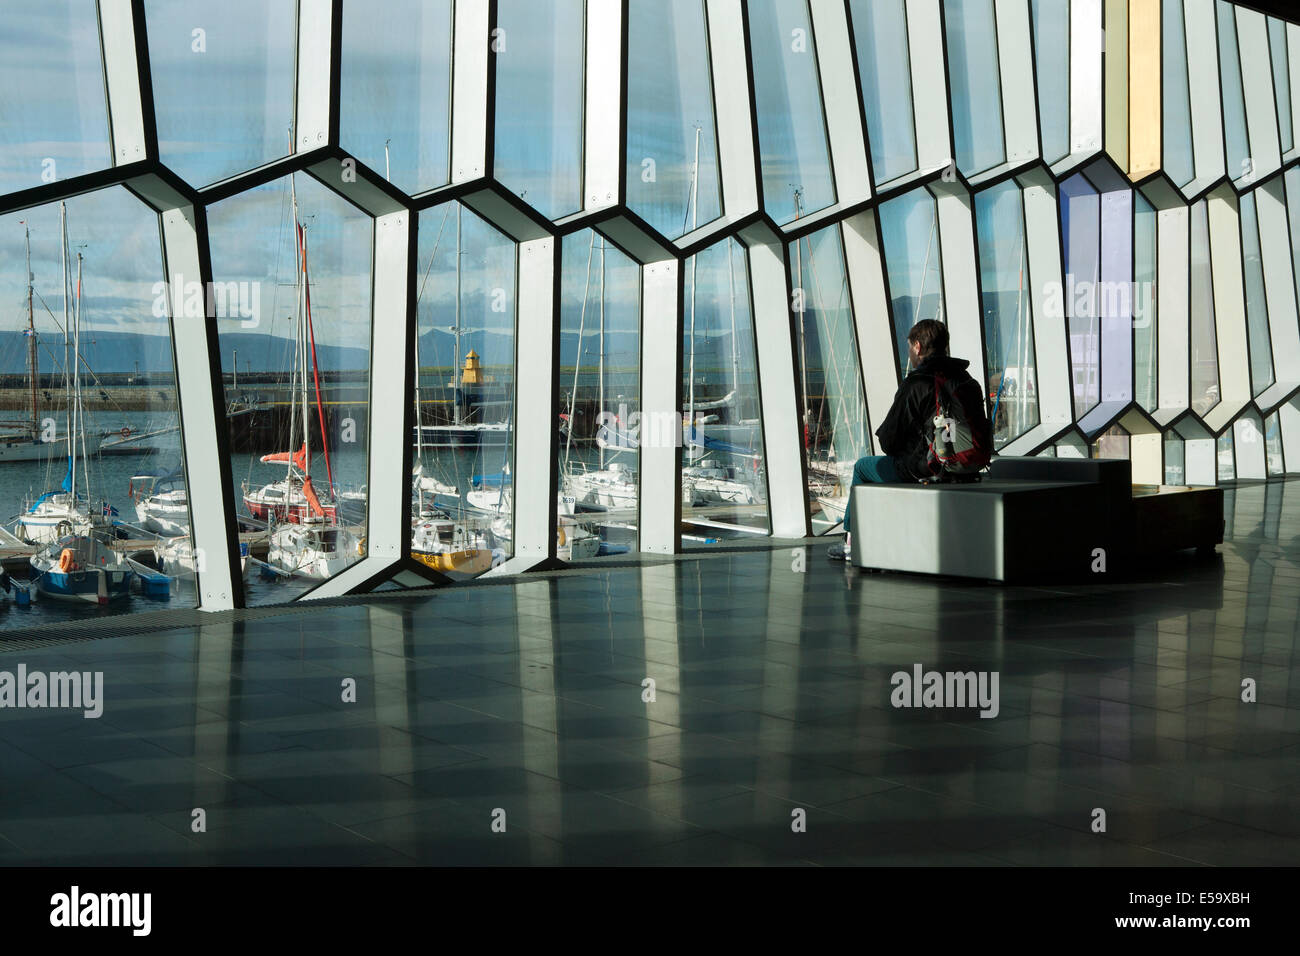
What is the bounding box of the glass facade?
[1,0,1298,623]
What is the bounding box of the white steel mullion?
[1185,0,1226,189]
[808,0,870,203]
[639,261,682,554]
[294,0,337,153]
[1235,411,1267,479]
[1255,177,1300,395]
[98,0,148,165]
[841,211,898,450]
[583,0,622,210]
[1289,24,1300,159]
[510,237,559,564]
[908,0,953,173]
[1235,7,1283,182]
[1156,205,1191,414]
[933,185,987,394]
[995,0,1039,164]
[705,0,759,218]
[1021,170,1071,429]
[1203,186,1251,432]
[161,208,241,611]
[452,0,490,182]
[1070,0,1104,157]
[743,225,808,538]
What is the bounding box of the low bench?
[847,456,1223,582]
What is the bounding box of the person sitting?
[828,319,990,562]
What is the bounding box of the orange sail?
[260,443,308,472]
[301,475,326,517]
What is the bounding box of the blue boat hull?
[36,568,133,605]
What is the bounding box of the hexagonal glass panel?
[850,0,918,186]
[1238,191,1275,397]
[1164,432,1185,484]
[1162,0,1197,188]
[340,0,452,194]
[1268,17,1293,155]
[144,0,297,187]
[1060,166,1135,425]
[1265,410,1284,475]
[748,0,836,225]
[1091,424,1130,459]
[1030,0,1070,165]
[789,223,870,532]
[1288,168,1300,313]
[1134,193,1158,411]
[879,188,945,373]
[0,188,195,622]
[944,0,1006,176]
[411,202,515,578]
[0,2,110,194]
[493,0,585,219]
[975,181,1040,448]
[1189,199,1221,417]
[626,0,721,241]
[1217,1,1251,183]
[681,238,768,544]
[1217,428,1236,481]
[207,173,372,603]
[558,229,640,556]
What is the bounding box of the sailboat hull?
[0,435,71,463]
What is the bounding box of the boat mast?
[71,251,82,504]
[728,240,738,412]
[61,203,71,472]
[75,251,91,505]
[563,233,597,472]
[793,188,810,439]
[286,149,302,491]
[23,222,38,435]
[453,204,462,427]
[687,125,701,455]
[300,223,311,479]
[598,238,606,471]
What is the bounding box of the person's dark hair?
[908,319,949,358]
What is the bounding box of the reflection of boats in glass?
[248,168,358,580]
[16,211,112,544]
[267,518,361,579]
[154,534,248,577]
[130,467,188,535]
[410,508,504,574]
[30,533,133,604]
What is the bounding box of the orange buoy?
[58,548,76,573]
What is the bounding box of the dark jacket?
[876,355,981,481]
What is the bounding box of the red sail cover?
[260,443,308,471]
[301,476,325,517]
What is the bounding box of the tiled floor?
[1,480,1298,865]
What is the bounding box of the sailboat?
[258,171,361,580]
[0,221,60,463]
[30,532,133,604]
[18,214,110,544]
[130,465,188,535]
[26,240,132,604]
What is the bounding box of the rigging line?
[563,231,598,474]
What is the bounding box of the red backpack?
[925,373,992,476]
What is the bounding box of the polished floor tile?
[1,481,1299,864]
